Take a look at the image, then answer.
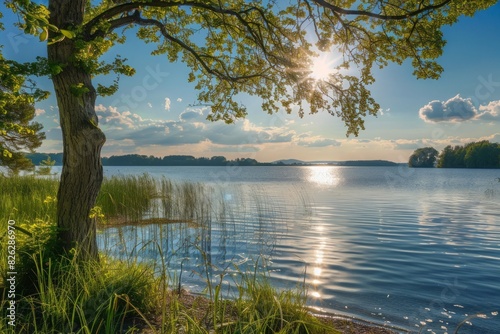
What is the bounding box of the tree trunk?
[48,0,105,260]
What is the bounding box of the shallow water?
[98,166,500,333]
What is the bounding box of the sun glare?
[309,53,338,81]
[307,166,340,187]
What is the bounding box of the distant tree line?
[337,160,398,167]
[103,154,264,166]
[25,153,268,167]
[22,153,401,168]
[409,141,500,168]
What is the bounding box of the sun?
[309,53,338,81]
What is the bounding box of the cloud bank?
[419,95,478,123]
[90,104,339,152]
[419,95,500,123]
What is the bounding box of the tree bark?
[48,0,105,260]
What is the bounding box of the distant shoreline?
[26,153,402,167]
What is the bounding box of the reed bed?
[3,175,485,333]
[96,174,225,227]
[0,175,58,223]
[0,174,341,333]
[0,233,339,334]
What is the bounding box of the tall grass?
[1,174,337,333]
[0,175,58,223]
[96,174,221,226]
[0,252,159,333]
[0,235,335,334]
[97,174,158,223]
[0,173,222,226]
[1,175,493,333]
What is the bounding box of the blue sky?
[2,3,500,163]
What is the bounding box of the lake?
[96,165,500,333]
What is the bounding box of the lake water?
[97,166,500,333]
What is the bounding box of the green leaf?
[39,28,48,42]
[47,24,59,32]
[60,29,76,39]
[49,63,63,75]
[47,35,65,45]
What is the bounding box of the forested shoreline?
[23,153,399,167]
[409,140,500,168]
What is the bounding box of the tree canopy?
[1,0,497,258]
[437,141,500,168]
[409,141,500,168]
[0,35,46,174]
[4,0,496,135]
[408,147,438,168]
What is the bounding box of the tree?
[437,141,500,168]
[2,0,496,259]
[437,145,454,168]
[37,155,56,175]
[408,147,439,168]
[464,141,500,168]
[1,48,46,175]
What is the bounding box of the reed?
[0,175,58,223]
[220,259,331,334]
[97,173,158,223]
[3,175,492,333]
[96,174,221,226]
[0,253,159,334]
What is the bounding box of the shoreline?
[312,311,410,334]
[141,289,410,334]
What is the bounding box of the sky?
[2,2,500,163]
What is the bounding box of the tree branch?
[83,1,293,83]
[130,14,268,83]
[84,1,270,40]
[311,0,453,20]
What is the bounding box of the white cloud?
[95,104,107,112]
[35,108,45,116]
[177,98,182,102]
[147,102,153,108]
[477,100,500,121]
[38,103,385,156]
[481,132,500,143]
[391,139,425,150]
[179,108,205,121]
[295,134,341,147]
[96,105,136,130]
[419,95,478,123]
[91,105,299,149]
[388,134,500,152]
[164,97,171,111]
[378,108,390,116]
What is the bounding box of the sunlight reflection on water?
[98,166,500,334]
[306,166,341,187]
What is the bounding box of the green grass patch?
[0,253,159,333]
[0,175,58,223]
[0,175,387,333]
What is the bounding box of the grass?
[0,252,159,333]
[0,236,340,333]
[96,174,221,226]
[1,173,220,227]
[0,175,343,333]
[2,174,493,333]
[0,175,58,223]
